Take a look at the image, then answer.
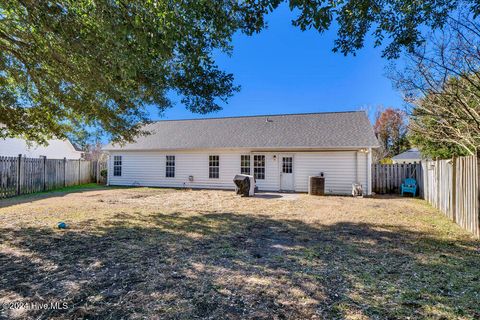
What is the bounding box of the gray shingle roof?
[392,148,422,160]
[104,111,379,151]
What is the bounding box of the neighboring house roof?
[104,111,379,151]
[70,141,84,152]
[392,148,422,161]
[0,137,83,159]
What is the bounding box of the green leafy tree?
[0,0,262,143]
[68,127,90,152]
[254,0,461,59]
[0,0,476,143]
[408,81,476,158]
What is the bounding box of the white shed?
[392,148,422,164]
[103,111,379,195]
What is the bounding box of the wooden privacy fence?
[372,163,424,196]
[372,159,479,238]
[0,155,105,199]
[422,156,480,238]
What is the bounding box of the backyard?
[0,185,479,319]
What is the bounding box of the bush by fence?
[0,155,105,199]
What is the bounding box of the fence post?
[477,152,480,238]
[63,157,67,187]
[371,164,375,193]
[16,154,22,195]
[424,161,428,200]
[436,158,440,208]
[78,158,81,185]
[451,156,457,223]
[42,156,47,191]
[96,160,100,183]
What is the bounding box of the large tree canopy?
[259,0,461,59]
[390,9,480,158]
[0,0,262,143]
[0,0,475,143]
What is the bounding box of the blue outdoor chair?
[401,178,417,196]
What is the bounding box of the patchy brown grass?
[0,186,479,319]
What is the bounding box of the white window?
[253,155,265,180]
[282,157,293,173]
[113,155,122,176]
[209,155,219,179]
[241,155,250,175]
[166,155,175,178]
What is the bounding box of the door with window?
[280,155,294,191]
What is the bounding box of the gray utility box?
[309,176,325,196]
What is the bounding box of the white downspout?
[367,148,372,195]
[355,151,359,184]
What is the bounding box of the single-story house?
[0,137,83,159]
[104,111,379,195]
[392,148,422,164]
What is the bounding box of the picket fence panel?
[372,163,423,196]
[0,156,18,198]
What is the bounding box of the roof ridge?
[148,110,365,123]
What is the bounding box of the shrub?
[100,169,108,178]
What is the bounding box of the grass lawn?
[0,186,479,319]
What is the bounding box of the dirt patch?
[0,187,479,319]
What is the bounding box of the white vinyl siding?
[108,150,369,194]
[294,151,368,194]
[357,151,368,193]
[108,151,245,190]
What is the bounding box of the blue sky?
[152,4,404,122]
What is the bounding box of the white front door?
[280,155,294,191]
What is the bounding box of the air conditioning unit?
[309,175,325,196]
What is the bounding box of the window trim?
[282,156,293,174]
[166,155,175,178]
[240,154,251,175]
[113,155,122,177]
[253,154,265,180]
[209,155,220,179]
